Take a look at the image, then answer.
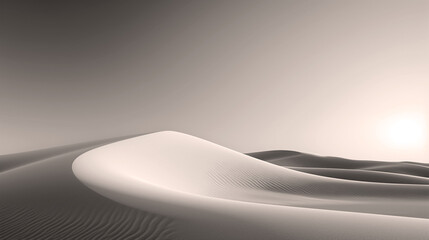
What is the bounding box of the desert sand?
[1,131,428,239]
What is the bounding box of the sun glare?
[381,113,427,149]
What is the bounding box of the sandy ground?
[1,131,428,239]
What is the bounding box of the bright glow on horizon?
[381,113,427,149]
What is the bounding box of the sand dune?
[285,167,429,184]
[73,131,429,239]
[2,131,429,239]
[249,150,429,183]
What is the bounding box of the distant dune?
[1,131,429,239]
[249,150,429,184]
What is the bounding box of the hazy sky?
[1,1,428,162]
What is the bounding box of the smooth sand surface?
[72,131,429,240]
[1,131,428,239]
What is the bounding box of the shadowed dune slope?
[0,135,139,173]
[0,138,175,240]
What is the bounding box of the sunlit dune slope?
[73,131,429,240]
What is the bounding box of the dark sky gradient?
[1,1,428,162]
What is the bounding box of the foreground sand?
[1,131,429,239]
[0,136,175,240]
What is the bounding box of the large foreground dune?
[1,131,429,239]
